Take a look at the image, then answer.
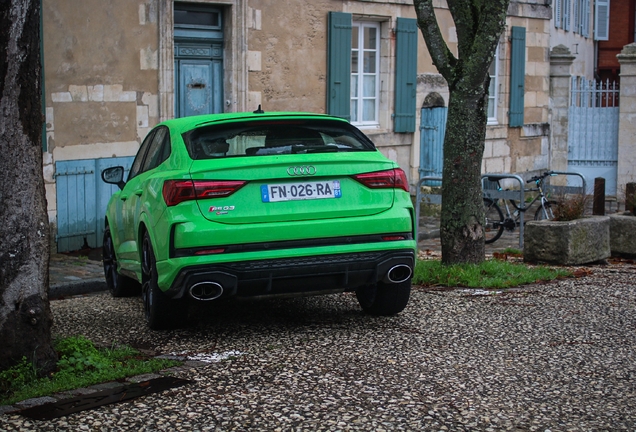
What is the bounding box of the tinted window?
[141,127,170,173]
[183,120,375,160]
[128,130,155,181]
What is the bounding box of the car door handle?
[134,189,143,196]
[120,194,128,201]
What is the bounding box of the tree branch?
[413,0,456,83]
[447,0,476,60]
[461,0,509,90]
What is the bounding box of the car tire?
[141,232,187,330]
[356,279,411,316]
[103,225,141,297]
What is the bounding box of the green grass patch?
[413,259,570,289]
[0,336,180,406]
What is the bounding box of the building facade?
[42,0,556,251]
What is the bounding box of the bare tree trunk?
[0,0,57,373]
[413,0,509,264]
[440,83,489,263]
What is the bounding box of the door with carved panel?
[174,5,224,118]
[175,48,223,117]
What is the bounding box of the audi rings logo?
[287,166,317,176]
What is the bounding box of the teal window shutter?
[394,17,418,133]
[509,26,526,127]
[327,12,352,120]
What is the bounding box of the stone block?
[137,105,149,127]
[140,47,158,70]
[524,216,610,265]
[51,92,72,103]
[492,140,510,158]
[103,85,123,102]
[69,85,88,102]
[248,51,262,71]
[609,213,636,257]
[88,85,104,102]
[46,107,54,131]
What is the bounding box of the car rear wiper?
[291,144,341,154]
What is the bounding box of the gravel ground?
[2,262,636,431]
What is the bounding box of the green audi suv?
[101,110,416,329]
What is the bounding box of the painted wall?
[42,0,160,241]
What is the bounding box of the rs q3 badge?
[209,205,235,215]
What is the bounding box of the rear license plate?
[261,181,342,202]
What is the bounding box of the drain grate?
[18,377,193,420]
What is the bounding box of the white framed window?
[487,45,499,124]
[351,21,380,126]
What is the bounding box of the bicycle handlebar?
[526,170,556,183]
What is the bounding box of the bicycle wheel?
[484,198,504,244]
[534,200,557,221]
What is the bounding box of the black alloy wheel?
[103,226,140,297]
[141,232,187,330]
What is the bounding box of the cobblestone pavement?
[2,240,635,430]
[48,249,105,298]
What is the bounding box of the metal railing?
[481,174,525,249]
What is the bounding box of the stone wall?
[42,0,160,239]
[616,43,636,196]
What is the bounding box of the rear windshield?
[183,119,376,160]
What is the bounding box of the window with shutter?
[351,21,380,126]
[394,17,418,133]
[555,0,562,28]
[509,26,526,128]
[595,0,610,41]
[327,12,352,120]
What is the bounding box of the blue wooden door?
[419,106,447,184]
[177,58,223,117]
[173,5,224,117]
[55,157,134,252]
[55,160,96,252]
[174,39,223,118]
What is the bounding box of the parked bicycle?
[483,171,558,244]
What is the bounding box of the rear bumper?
[164,249,415,300]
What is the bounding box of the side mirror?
[101,166,126,190]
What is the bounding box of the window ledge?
[357,126,388,136]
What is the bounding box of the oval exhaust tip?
[383,264,412,284]
[189,281,223,301]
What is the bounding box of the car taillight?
[353,168,409,193]
[163,180,247,206]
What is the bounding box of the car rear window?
[183,119,376,160]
